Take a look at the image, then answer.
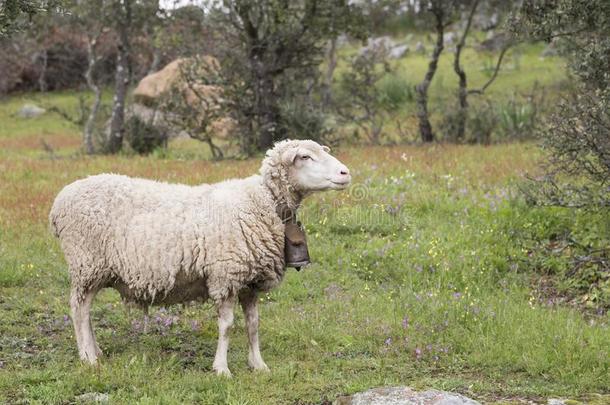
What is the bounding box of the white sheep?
[49,139,351,376]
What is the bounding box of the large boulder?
[388,44,409,59]
[359,36,396,58]
[334,386,481,405]
[18,104,46,118]
[133,56,220,105]
[477,32,511,52]
[131,57,236,140]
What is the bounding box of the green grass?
[0,40,608,404]
[0,136,608,403]
[334,35,566,142]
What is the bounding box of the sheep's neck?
[262,175,303,222]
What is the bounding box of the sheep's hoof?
[249,362,270,372]
[81,355,98,366]
[213,366,232,377]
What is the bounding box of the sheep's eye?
[300,155,311,160]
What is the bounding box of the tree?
[101,0,161,153]
[105,0,133,153]
[336,47,391,144]
[414,0,456,143]
[451,0,515,141]
[513,0,610,208]
[213,0,364,154]
[0,0,47,37]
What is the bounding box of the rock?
[388,44,409,59]
[415,41,426,54]
[336,34,349,47]
[75,392,109,403]
[334,386,481,405]
[324,283,343,300]
[126,103,236,141]
[131,57,236,140]
[133,56,220,105]
[547,400,567,405]
[443,32,456,45]
[477,13,499,31]
[477,32,511,52]
[541,41,559,57]
[359,36,395,58]
[18,104,46,118]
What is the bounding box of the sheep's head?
[262,140,351,195]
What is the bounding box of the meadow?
[0,41,608,404]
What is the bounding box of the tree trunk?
[415,8,445,143]
[83,36,101,155]
[254,71,282,151]
[148,48,161,75]
[38,49,48,92]
[106,0,131,154]
[322,37,338,110]
[453,0,479,142]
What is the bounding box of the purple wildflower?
[401,316,409,329]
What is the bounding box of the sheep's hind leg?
[239,289,269,372]
[212,296,236,377]
[70,287,100,364]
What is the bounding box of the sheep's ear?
[322,145,331,153]
[281,148,299,166]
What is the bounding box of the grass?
[334,35,566,143]
[0,39,608,404]
[0,131,609,403]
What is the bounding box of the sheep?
[49,139,351,376]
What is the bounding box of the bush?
[496,94,539,139]
[467,101,498,144]
[124,115,168,155]
[377,73,413,111]
[279,100,333,143]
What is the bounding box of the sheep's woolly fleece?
[49,139,323,305]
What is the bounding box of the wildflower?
[414,348,422,359]
[453,292,462,299]
[384,337,392,346]
[401,316,409,329]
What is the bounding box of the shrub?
[377,73,413,111]
[467,101,498,144]
[279,100,333,143]
[496,94,539,139]
[124,114,168,155]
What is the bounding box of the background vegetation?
[0,0,608,403]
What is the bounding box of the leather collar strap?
[276,203,297,224]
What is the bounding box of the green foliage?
[212,0,366,153]
[377,73,414,111]
[467,101,498,144]
[278,99,332,143]
[124,114,167,155]
[496,94,539,139]
[0,0,46,37]
[336,52,391,144]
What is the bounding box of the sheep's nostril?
[340,168,350,176]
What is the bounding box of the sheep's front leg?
[212,296,235,377]
[239,289,269,371]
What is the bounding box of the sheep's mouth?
[330,180,350,188]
